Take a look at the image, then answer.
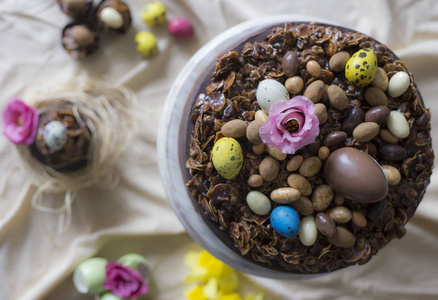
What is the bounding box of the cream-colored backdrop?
[1,0,437,299]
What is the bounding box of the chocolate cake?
[185,22,434,273]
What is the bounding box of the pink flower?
[104,262,148,299]
[2,97,38,145]
[259,96,320,154]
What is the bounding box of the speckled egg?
[43,121,68,151]
[135,32,158,58]
[211,137,243,180]
[270,206,300,238]
[256,79,290,113]
[141,1,166,26]
[345,48,378,87]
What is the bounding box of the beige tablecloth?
[1,0,438,299]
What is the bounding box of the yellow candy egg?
[141,2,166,26]
[135,32,158,58]
[345,48,378,87]
[212,137,243,180]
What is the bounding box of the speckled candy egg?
[135,32,158,58]
[345,48,378,87]
[211,137,243,180]
[256,79,290,113]
[270,206,300,238]
[141,1,166,26]
[43,121,68,151]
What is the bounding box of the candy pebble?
[100,7,123,29]
[256,79,290,113]
[135,32,158,58]
[168,17,194,39]
[246,191,271,215]
[388,71,410,98]
[141,1,166,25]
[299,216,318,246]
[387,110,410,138]
[270,206,300,238]
[211,137,243,179]
[43,121,68,151]
[345,48,377,87]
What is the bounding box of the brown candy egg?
[324,147,388,203]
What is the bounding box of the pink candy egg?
[168,17,194,39]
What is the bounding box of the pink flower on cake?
[2,97,38,145]
[104,261,148,299]
[259,96,319,154]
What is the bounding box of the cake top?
[186,22,433,273]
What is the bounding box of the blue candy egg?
[43,121,68,151]
[270,206,300,238]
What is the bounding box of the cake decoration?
[73,253,149,299]
[1,78,138,233]
[299,215,318,246]
[211,137,243,180]
[246,191,271,215]
[259,96,320,154]
[324,147,388,203]
[388,71,410,97]
[186,22,433,273]
[270,206,300,238]
[2,97,38,146]
[256,79,290,113]
[141,1,167,26]
[345,48,378,86]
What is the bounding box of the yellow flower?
[185,285,208,300]
[218,293,243,300]
[184,249,264,300]
[244,293,264,300]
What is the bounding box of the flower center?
[285,119,300,134]
[17,116,23,126]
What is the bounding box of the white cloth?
[1,0,438,299]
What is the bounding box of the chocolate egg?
[324,147,388,203]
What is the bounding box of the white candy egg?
[100,7,124,29]
[43,121,68,151]
[388,71,410,98]
[256,79,290,113]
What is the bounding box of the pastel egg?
[73,257,108,294]
[211,137,243,180]
[100,7,123,29]
[43,121,68,151]
[299,216,318,246]
[387,110,410,138]
[256,79,290,113]
[246,191,271,215]
[388,71,410,98]
[141,1,166,26]
[345,48,378,87]
[324,147,388,203]
[270,206,300,238]
[135,32,158,58]
[168,17,194,40]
